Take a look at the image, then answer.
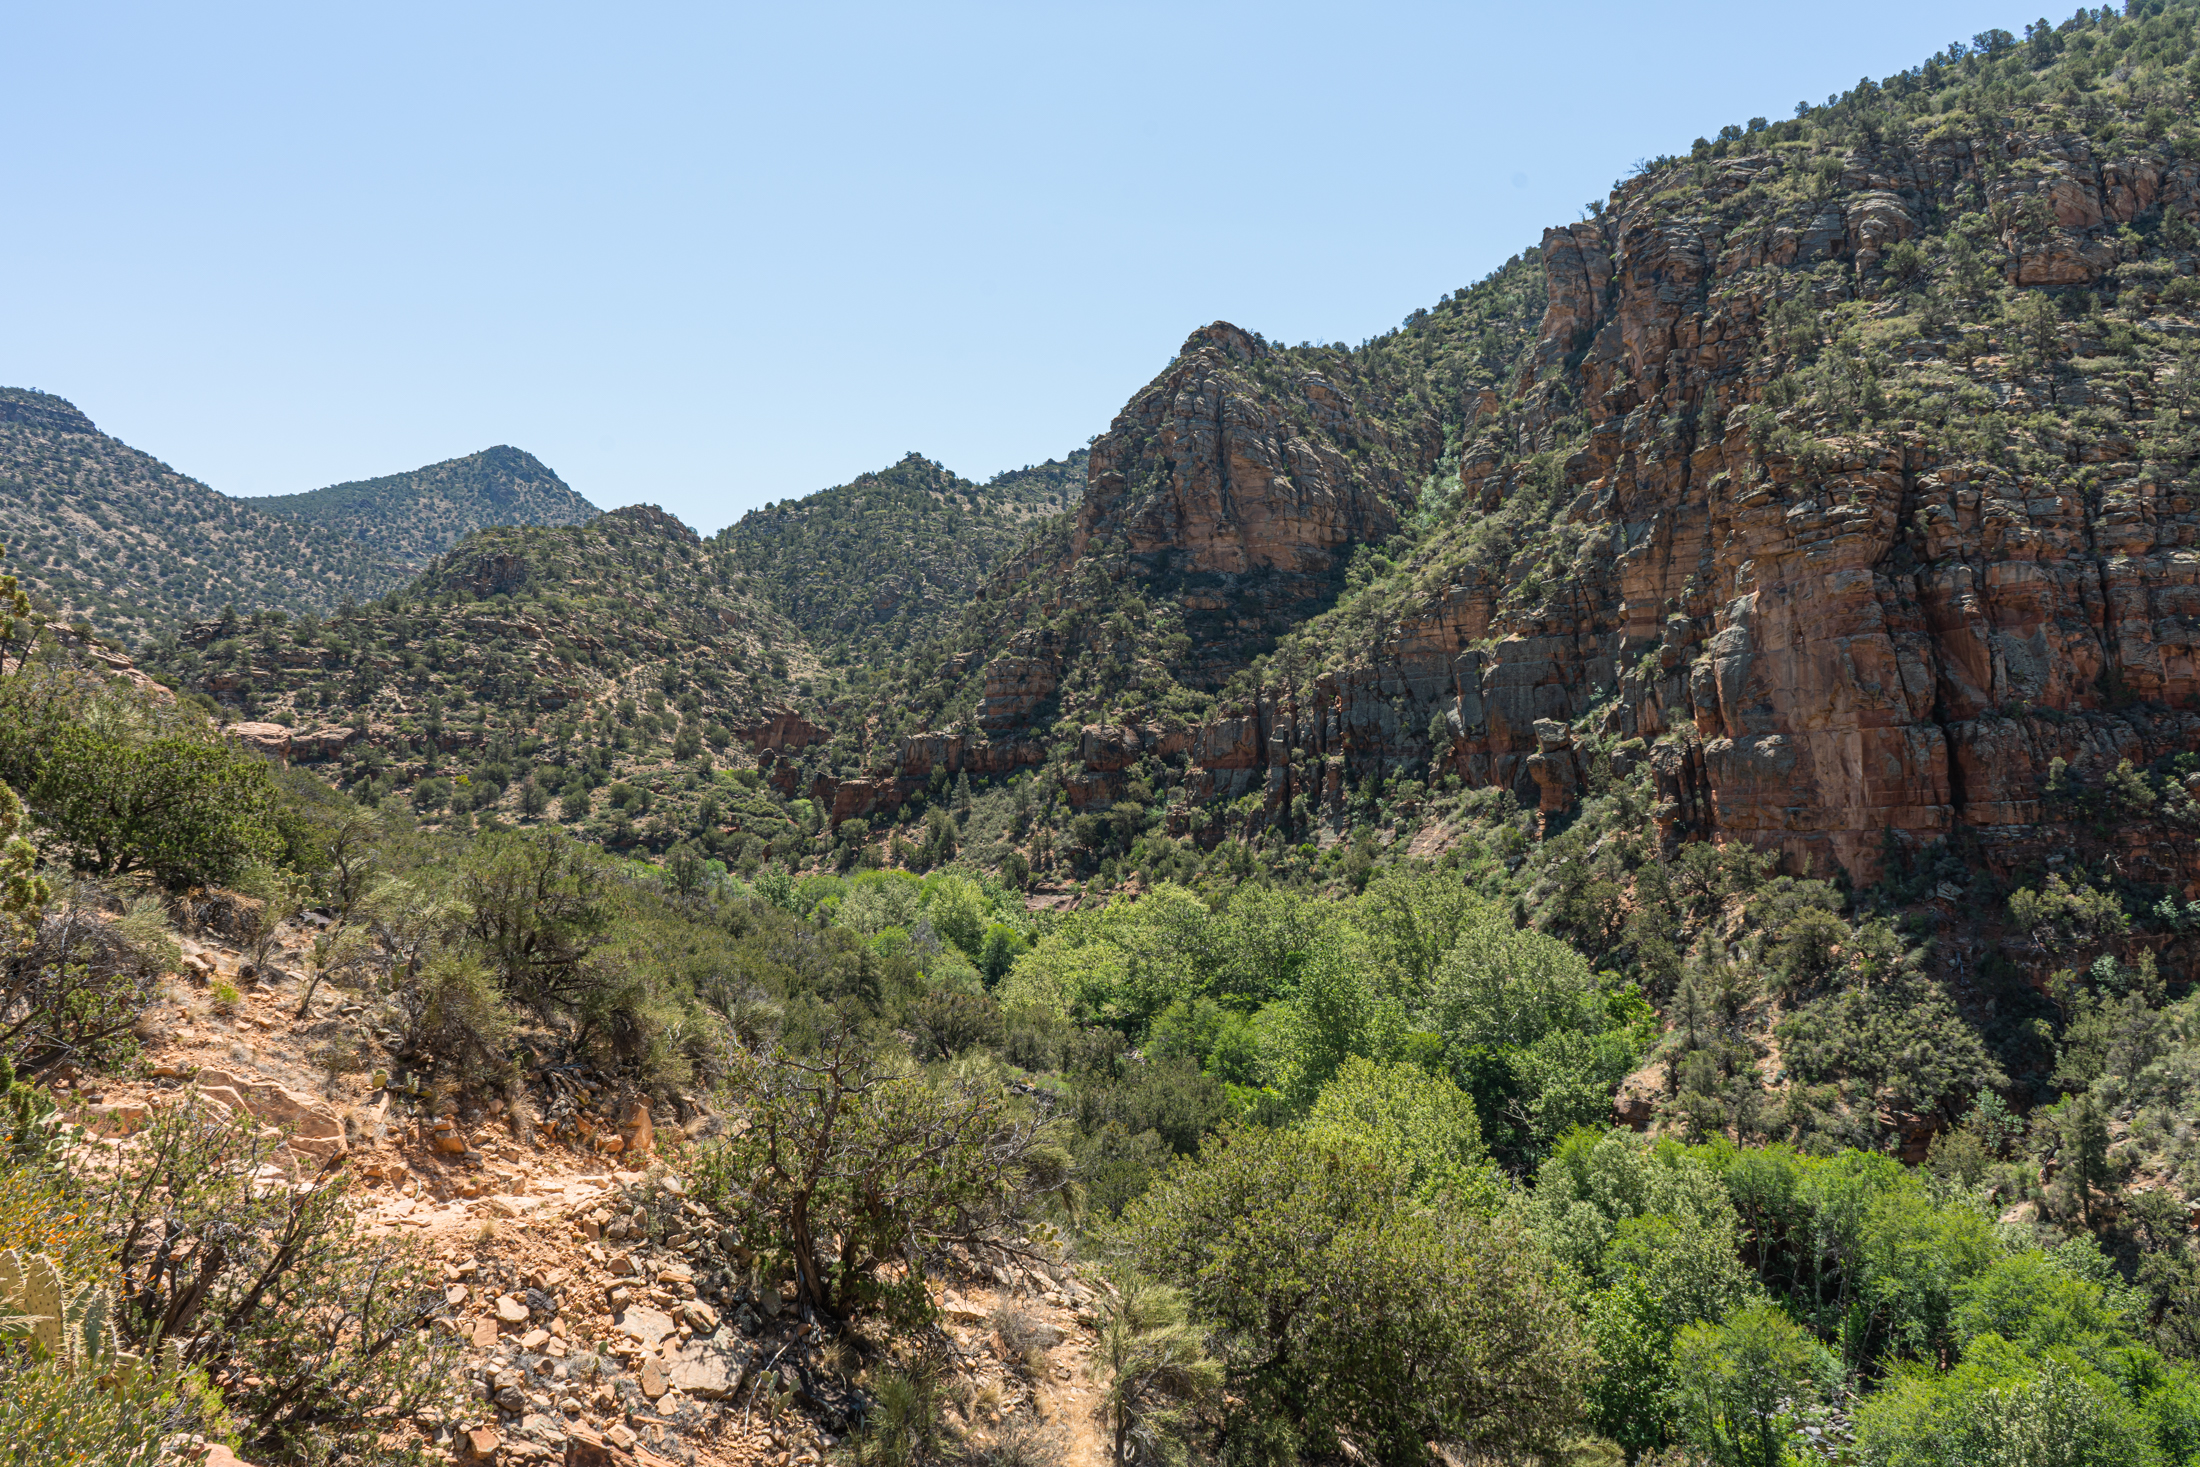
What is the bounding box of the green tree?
[695,1030,1062,1323]
[31,722,279,886]
[1088,1272,1223,1467]
[926,874,986,957]
[458,828,612,1020]
[1114,1124,1591,1465]
[0,782,48,956]
[665,840,707,900]
[1671,1304,1832,1467]
[2048,1093,2115,1229]
[978,922,1026,986]
[1353,868,1481,1004]
[1854,1339,2155,1467]
[1302,1055,1497,1206]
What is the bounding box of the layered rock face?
[1075,321,1429,686]
[1065,133,2200,889]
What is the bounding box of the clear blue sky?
[5,1,2022,533]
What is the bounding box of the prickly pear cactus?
[0,1248,119,1365]
[0,1247,65,1357]
[62,1275,119,1363]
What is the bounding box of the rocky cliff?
[1074,322,1434,687]
[1262,121,2200,888]
[850,31,2200,895]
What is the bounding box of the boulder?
[614,1305,677,1349]
[565,1424,674,1467]
[225,722,293,761]
[664,1336,751,1399]
[191,1070,347,1158]
[620,1100,652,1158]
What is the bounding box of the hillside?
[716,450,1080,665]
[134,505,827,859]
[0,390,597,640]
[0,388,411,638]
[805,262,1552,809]
[717,3,2200,1159]
[242,444,599,567]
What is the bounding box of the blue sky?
[4,1,2022,532]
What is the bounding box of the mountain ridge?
[0,386,414,637]
[239,443,599,567]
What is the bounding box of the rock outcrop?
[1074,321,1434,686]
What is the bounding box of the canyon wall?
[1063,134,2200,888]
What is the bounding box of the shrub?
[0,1133,101,1275]
[907,988,1003,1061]
[991,1300,1063,1374]
[29,717,280,887]
[397,952,517,1090]
[1088,1272,1221,1467]
[86,1096,468,1465]
[0,782,47,955]
[458,828,612,1017]
[695,1030,1065,1324]
[1075,1058,1225,1159]
[0,885,170,1073]
[0,1353,192,1467]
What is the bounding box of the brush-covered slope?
[244,445,599,566]
[716,450,1079,663]
[0,388,410,637]
[136,505,826,855]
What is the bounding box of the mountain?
[0,388,411,638]
[0,390,600,641]
[62,5,2200,917]
[715,449,1080,664]
[813,9,2200,911]
[31,18,2200,1463]
[241,445,598,567]
[134,503,826,857]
